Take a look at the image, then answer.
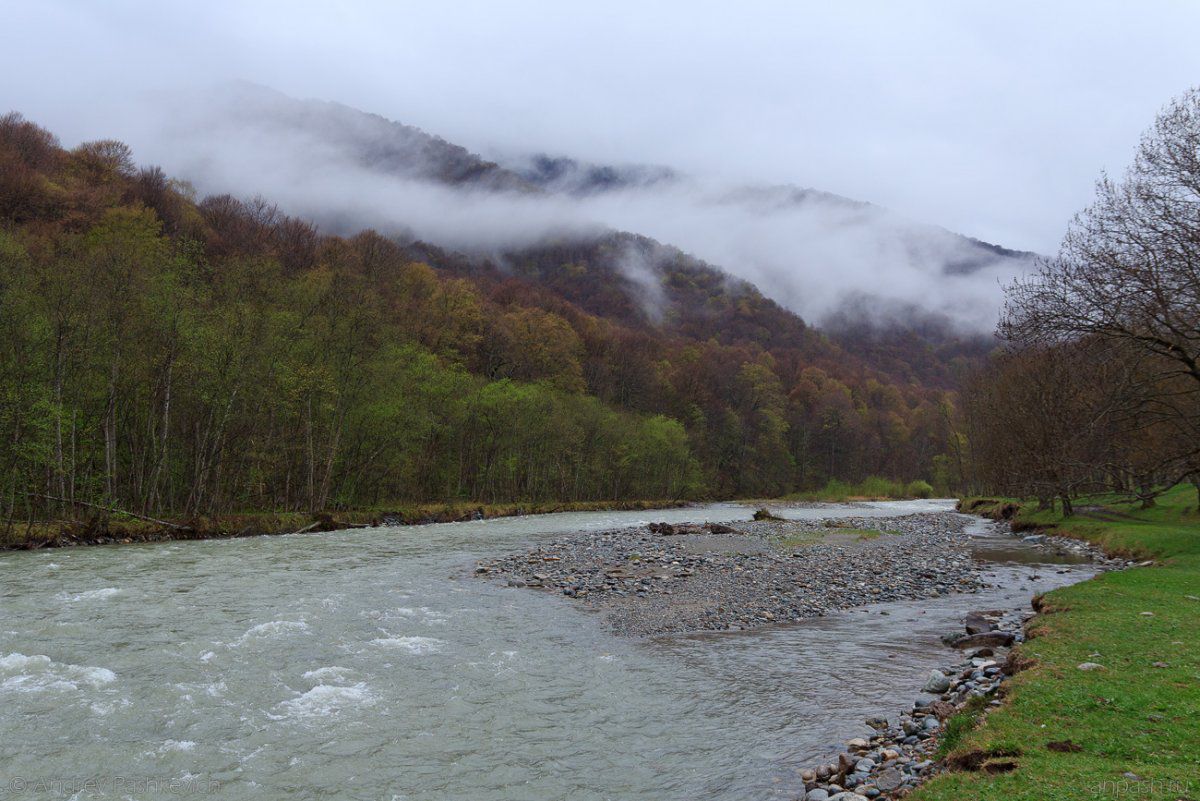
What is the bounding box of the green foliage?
[905,479,935,498]
[787,475,933,501]
[0,116,968,521]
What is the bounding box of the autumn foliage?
[0,113,965,520]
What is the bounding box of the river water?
[0,500,1096,800]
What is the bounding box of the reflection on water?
[0,501,1096,800]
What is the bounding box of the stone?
[875,767,904,792]
[805,790,830,801]
[846,737,870,750]
[963,611,1000,635]
[922,669,951,694]
[951,630,1015,649]
[800,769,816,783]
[1077,662,1105,671]
[930,700,957,719]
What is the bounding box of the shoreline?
[0,498,691,552]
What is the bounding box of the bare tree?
[999,87,1200,502]
[1002,88,1200,386]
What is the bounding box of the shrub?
[906,479,935,499]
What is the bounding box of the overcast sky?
[5,1,1199,252]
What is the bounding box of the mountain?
[168,84,1035,309]
[0,110,976,517]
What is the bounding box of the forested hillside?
[0,112,971,521]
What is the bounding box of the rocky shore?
[790,608,1028,800]
[474,512,985,636]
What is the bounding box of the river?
[0,500,1096,800]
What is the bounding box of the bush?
[905,479,935,499]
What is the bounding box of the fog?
[4,1,1199,328]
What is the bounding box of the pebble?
[475,512,986,636]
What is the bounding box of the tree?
[1000,87,1200,499]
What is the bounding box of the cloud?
[3,2,1198,327]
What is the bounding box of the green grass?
[784,476,937,502]
[915,485,1200,800]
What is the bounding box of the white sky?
[4,1,1198,251]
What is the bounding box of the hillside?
[0,111,970,523]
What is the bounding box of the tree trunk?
[1059,494,1073,517]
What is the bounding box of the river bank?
[908,487,1200,801]
[0,498,688,551]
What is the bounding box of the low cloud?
[118,86,1029,330]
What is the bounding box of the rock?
[922,670,951,694]
[847,737,870,750]
[950,631,1015,649]
[854,758,874,773]
[805,790,830,801]
[964,611,1000,635]
[800,769,816,783]
[1077,662,1105,671]
[864,716,888,730]
[838,752,857,773]
[874,767,903,792]
[968,647,994,658]
[828,793,868,801]
[706,523,738,535]
[922,716,940,731]
[928,700,956,720]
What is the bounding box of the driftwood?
[26,493,188,530]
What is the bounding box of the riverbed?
[0,500,1098,800]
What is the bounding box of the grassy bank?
[783,476,937,503]
[914,486,1199,800]
[0,498,687,551]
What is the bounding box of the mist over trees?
[0,113,967,524]
[964,88,1200,509]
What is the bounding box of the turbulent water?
[0,500,1095,800]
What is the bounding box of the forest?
[960,89,1200,512]
[0,112,970,524]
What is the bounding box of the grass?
[784,476,937,503]
[914,485,1200,800]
